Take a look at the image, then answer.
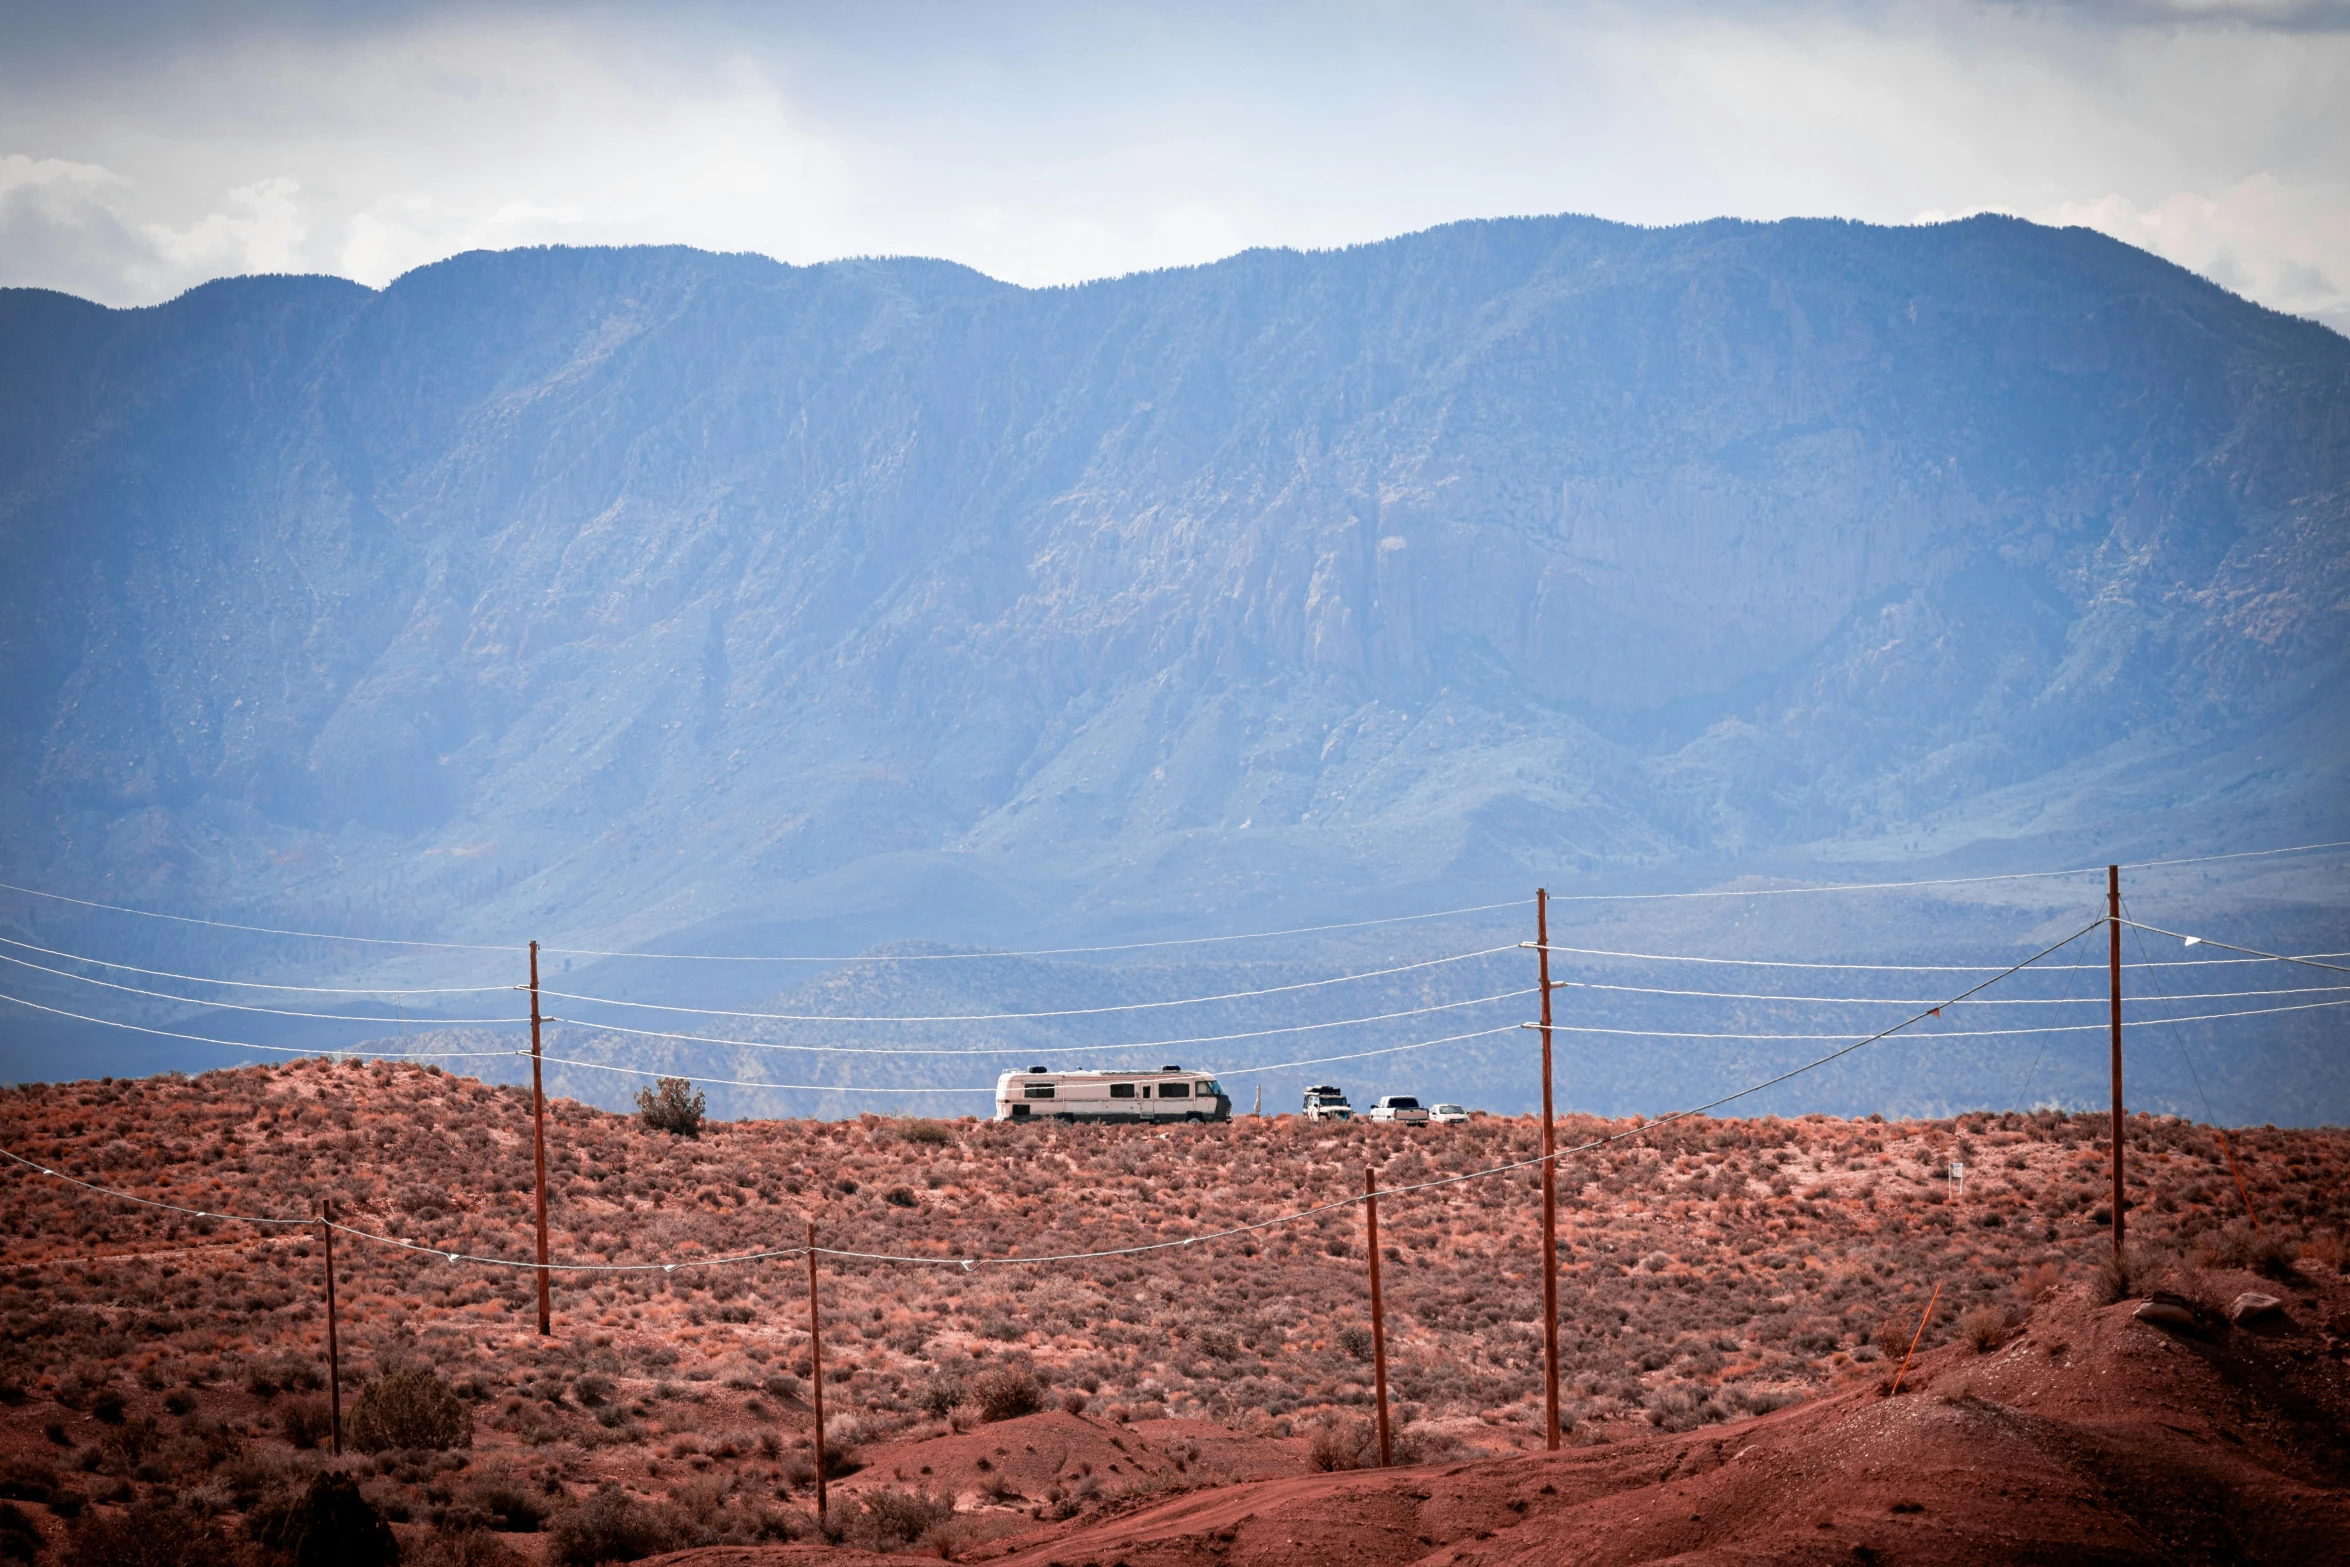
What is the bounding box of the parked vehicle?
[1366,1095,1430,1125]
[1301,1084,1353,1122]
[1429,1103,1469,1124]
[994,1065,1230,1123]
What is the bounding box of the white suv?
[1429,1103,1469,1125]
[1302,1084,1353,1122]
[1366,1095,1430,1125]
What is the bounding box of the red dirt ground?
[2,1061,2346,1562]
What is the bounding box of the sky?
[3,1,2347,334]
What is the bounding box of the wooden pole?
[530,939,552,1336]
[807,1221,828,1525]
[2107,865,2125,1260]
[320,1201,342,1456]
[1537,887,1560,1452]
[1363,1167,1392,1469]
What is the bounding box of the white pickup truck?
[1366,1095,1430,1125]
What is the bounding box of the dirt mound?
[920,1275,2350,1567]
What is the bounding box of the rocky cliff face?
[2,215,2346,957]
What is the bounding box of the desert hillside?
[2,1061,2347,1562]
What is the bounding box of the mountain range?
[2,212,2345,1115]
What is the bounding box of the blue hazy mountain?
[2,214,2346,1113]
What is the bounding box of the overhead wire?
[535,945,1519,1024]
[0,934,514,994]
[0,949,521,1024]
[540,986,1537,1057]
[0,989,524,1058]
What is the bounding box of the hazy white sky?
[3,1,2346,332]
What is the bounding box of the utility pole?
[807,1221,828,1526]
[1363,1167,1392,1469]
[320,1201,342,1456]
[1537,888,1560,1452]
[530,939,552,1336]
[2108,865,2125,1259]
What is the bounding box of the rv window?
[1109,1082,1136,1099]
[1023,1084,1056,1100]
[1158,1081,1191,1099]
[1201,1081,1224,1098]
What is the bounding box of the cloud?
[145,176,308,274]
[2033,178,2350,334]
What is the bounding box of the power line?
[2118,919,2350,978]
[539,945,1517,1025]
[0,950,519,1024]
[0,880,522,952]
[2121,839,2350,871]
[1524,940,2350,972]
[0,989,524,1058]
[0,934,513,995]
[1542,974,2350,1007]
[544,899,1536,961]
[545,987,1536,1057]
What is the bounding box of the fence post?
[530,939,552,1336]
[1364,1167,1392,1469]
[320,1200,342,1456]
[807,1220,828,1525]
[1536,886,1559,1451]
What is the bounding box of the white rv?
[994,1065,1232,1123]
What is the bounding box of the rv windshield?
[1200,1080,1224,1098]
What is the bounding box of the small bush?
[884,1186,918,1208]
[467,1471,549,1533]
[1958,1306,2007,1354]
[634,1079,706,1139]
[917,1372,967,1419]
[348,1368,473,1453]
[548,1486,676,1566]
[971,1367,1040,1423]
[408,1528,526,1567]
[249,1472,397,1567]
[2092,1242,2164,1305]
[276,1396,335,1451]
[67,1496,230,1567]
[846,1487,952,1551]
[901,1120,955,1146]
[2201,1221,2298,1280]
[0,1503,42,1566]
[1307,1416,1374,1472]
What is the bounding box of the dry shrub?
[970,1366,1040,1423]
[634,1079,706,1139]
[845,1486,953,1551]
[2091,1242,2164,1306]
[247,1472,397,1567]
[2198,1221,2298,1280]
[407,1529,527,1567]
[548,1486,677,1566]
[348,1368,473,1453]
[67,1496,231,1567]
[901,1120,955,1146]
[1307,1416,1374,1472]
[918,1372,966,1418]
[276,1395,335,1451]
[1957,1306,2008,1354]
